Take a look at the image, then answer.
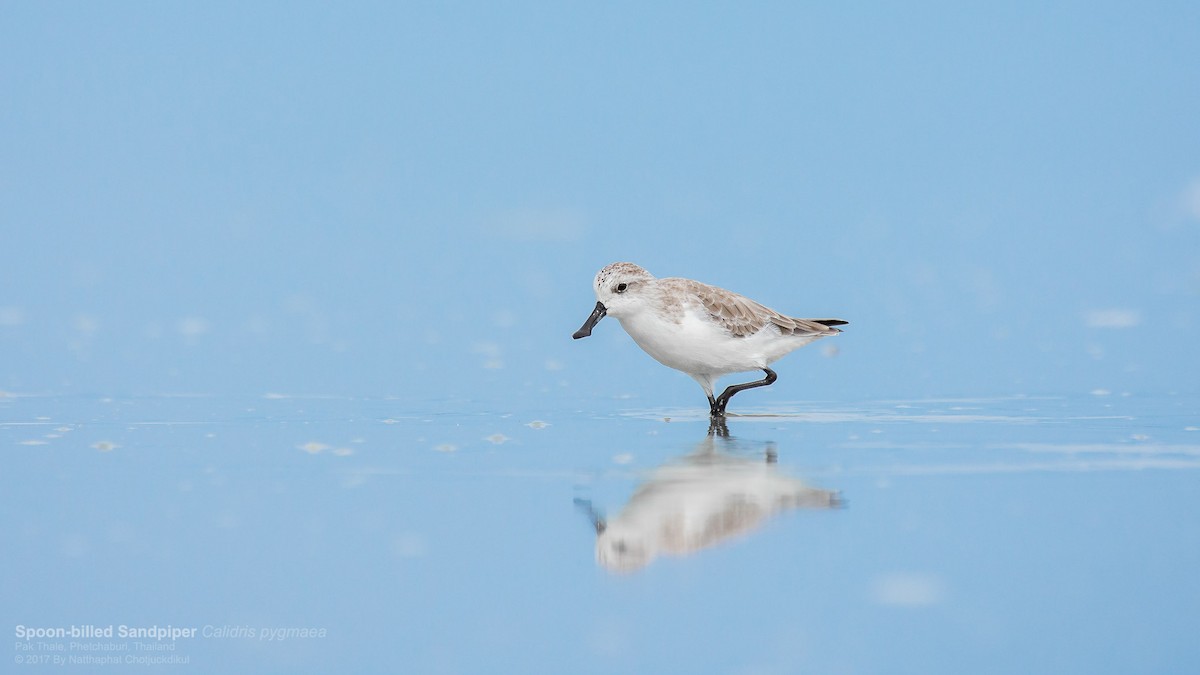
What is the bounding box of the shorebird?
[572,262,846,417]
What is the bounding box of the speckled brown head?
[572,262,656,339]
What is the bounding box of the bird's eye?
[615,283,628,293]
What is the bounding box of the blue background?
[3,3,1199,674]
[3,1,1198,402]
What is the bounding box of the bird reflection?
[578,419,841,573]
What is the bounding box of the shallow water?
[4,392,1198,673]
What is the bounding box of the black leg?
[707,394,719,418]
[712,368,777,417]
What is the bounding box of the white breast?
[618,306,785,376]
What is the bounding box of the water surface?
[5,393,1197,673]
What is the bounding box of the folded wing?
[680,279,847,338]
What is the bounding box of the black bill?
[572,301,606,339]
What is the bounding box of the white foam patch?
[1083,308,1141,329]
[177,316,210,337]
[0,306,25,326]
[74,315,100,336]
[392,533,427,559]
[872,573,944,607]
[472,342,504,370]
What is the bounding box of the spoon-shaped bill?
[572,301,607,339]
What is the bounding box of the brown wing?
[677,279,844,338]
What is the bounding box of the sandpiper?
[572,262,846,417]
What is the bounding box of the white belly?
[617,307,816,377]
